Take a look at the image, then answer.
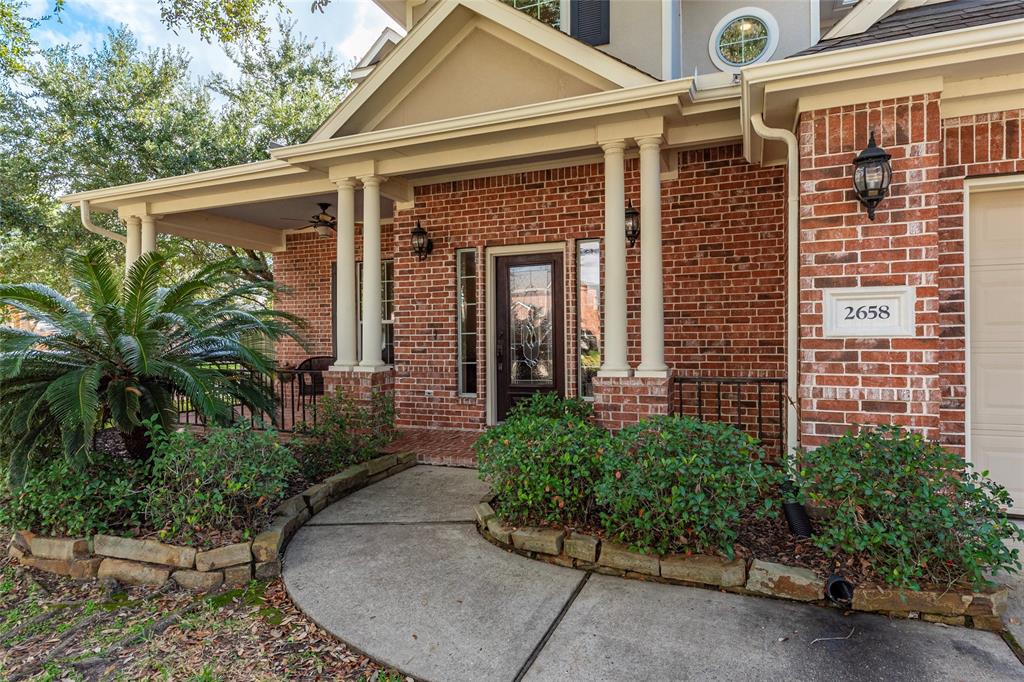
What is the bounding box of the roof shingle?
[793,0,1024,57]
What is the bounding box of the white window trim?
[576,239,601,401]
[456,248,479,397]
[356,259,395,366]
[708,7,780,74]
[559,0,570,34]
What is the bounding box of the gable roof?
[797,0,1024,56]
[350,27,404,82]
[308,0,657,142]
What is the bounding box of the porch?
[63,0,797,456]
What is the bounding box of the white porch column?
[124,216,142,274]
[357,175,385,370]
[598,140,630,376]
[636,136,668,377]
[140,216,157,255]
[333,179,358,370]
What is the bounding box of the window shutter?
[570,0,609,46]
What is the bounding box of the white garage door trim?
[965,173,1024,515]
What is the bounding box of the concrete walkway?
[284,466,1023,682]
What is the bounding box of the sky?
[27,0,404,81]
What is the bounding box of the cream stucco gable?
[309,0,657,141]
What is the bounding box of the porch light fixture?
[411,220,433,261]
[624,200,640,247]
[852,131,892,220]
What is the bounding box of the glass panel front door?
[495,252,564,420]
[508,264,554,387]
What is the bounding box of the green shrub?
[475,398,608,526]
[506,392,594,422]
[293,391,395,482]
[0,246,302,471]
[0,456,145,537]
[795,426,1024,589]
[145,422,297,543]
[595,415,780,557]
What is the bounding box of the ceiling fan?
[283,202,337,237]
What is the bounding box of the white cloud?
[29,0,403,81]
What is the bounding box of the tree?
[0,0,63,75]
[0,28,224,289]
[0,23,351,291]
[0,245,304,486]
[211,19,353,162]
[158,0,286,44]
[1,0,288,74]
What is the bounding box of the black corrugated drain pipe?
[781,480,813,538]
[826,575,855,606]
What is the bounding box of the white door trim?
[485,241,569,426]
[963,173,1024,470]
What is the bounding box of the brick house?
[63,0,1024,508]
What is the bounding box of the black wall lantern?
[624,200,640,247]
[411,220,433,261]
[852,131,892,220]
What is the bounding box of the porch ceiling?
[204,191,394,231]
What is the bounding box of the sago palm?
[0,246,304,484]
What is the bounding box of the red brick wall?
[274,223,396,367]
[273,144,787,430]
[797,95,1024,451]
[592,376,673,431]
[798,93,944,446]
[665,147,787,376]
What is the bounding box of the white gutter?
[749,114,799,460]
[79,200,126,244]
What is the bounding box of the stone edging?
[473,502,1008,632]
[7,453,417,592]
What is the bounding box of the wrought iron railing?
[175,365,326,433]
[671,376,787,458]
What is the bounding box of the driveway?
[283,466,1023,682]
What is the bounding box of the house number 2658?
[843,304,891,320]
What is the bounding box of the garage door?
[970,186,1024,515]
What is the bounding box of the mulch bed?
[734,503,882,587]
[0,553,406,681]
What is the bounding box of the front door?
[495,253,565,420]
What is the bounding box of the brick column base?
[592,374,673,431]
[323,368,396,403]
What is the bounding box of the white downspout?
[749,114,800,459]
[79,200,127,244]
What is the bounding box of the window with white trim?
[502,0,561,29]
[456,249,478,396]
[357,260,395,365]
[709,8,779,73]
[577,239,601,399]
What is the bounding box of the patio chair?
[294,355,333,397]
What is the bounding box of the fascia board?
[60,160,304,207]
[822,0,899,40]
[742,19,1024,158]
[744,19,1024,89]
[277,81,693,165]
